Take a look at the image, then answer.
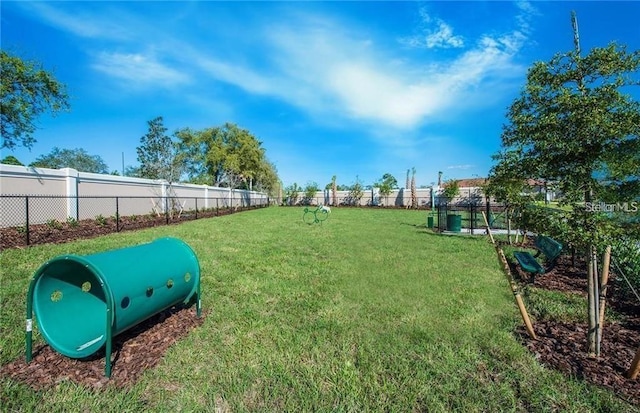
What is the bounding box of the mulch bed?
[0,306,204,390]
[511,251,640,406]
[0,207,243,250]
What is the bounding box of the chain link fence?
[433,199,508,233]
[0,195,269,249]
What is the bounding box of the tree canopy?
[1,50,69,150]
[29,147,108,173]
[491,42,639,211]
[136,116,182,182]
[176,122,276,193]
[489,19,640,356]
[1,155,24,165]
[375,173,397,205]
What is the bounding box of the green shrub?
[610,235,640,302]
[95,214,107,226]
[45,219,63,230]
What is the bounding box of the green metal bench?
[513,235,563,282]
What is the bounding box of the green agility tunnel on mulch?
[25,237,201,377]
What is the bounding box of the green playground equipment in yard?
[26,237,201,377]
[303,205,330,224]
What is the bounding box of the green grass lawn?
[1,207,635,412]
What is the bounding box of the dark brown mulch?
[0,306,204,390]
[517,320,640,405]
[510,249,640,406]
[0,207,249,250]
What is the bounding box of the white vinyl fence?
[0,164,268,227]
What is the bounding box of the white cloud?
[92,52,189,87]
[18,2,132,40]
[400,9,464,49]
[425,21,464,49]
[326,63,447,128]
[22,3,532,131]
[447,164,474,170]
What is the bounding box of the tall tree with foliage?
[29,147,108,173]
[375,173,397,206]
[490,12,640,356]
[137,116,181,182]
[1,51,69,150]
[253,160,280,197]
[175,123,271,191]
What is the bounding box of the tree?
[29,147,108,173]
[331,175,337,207]
[1,155,23,165]
[253,160,280,197]
[175,123,272,191]
[490,12,640,356]
[1,51,69,150]
[441,179,460,200]
[137,117,182,182]
[284,183,301,206]
[410,167,418,208]
[346,176,364,206]
[124,165,143,178]
[303,181,320,205]
[375,173,397,206]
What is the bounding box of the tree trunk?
[585,186,599,356]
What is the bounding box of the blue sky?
[2,1,639,189]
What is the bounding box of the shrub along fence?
[0,195,269,249]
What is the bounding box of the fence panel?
[0,195,269,249]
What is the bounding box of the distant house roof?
[455,178,488,188]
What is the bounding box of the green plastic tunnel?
[26,237,201,376]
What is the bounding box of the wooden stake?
[496,246,537,339]
[592,246,601,357]
[627,347,640,380]
[481,211,495,245]
[597,246,611,350]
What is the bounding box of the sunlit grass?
[1,207,635,412]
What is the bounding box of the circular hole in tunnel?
[184,272,191,283]
[50,290,63,302]
[121,296,130,309]
[81,281,91,292]
[167,279,174,289]
[146,287,154,297]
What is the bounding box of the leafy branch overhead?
[0,51,70,150]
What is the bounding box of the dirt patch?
[0,306,204,390]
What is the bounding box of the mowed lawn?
[0,207,634,412]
